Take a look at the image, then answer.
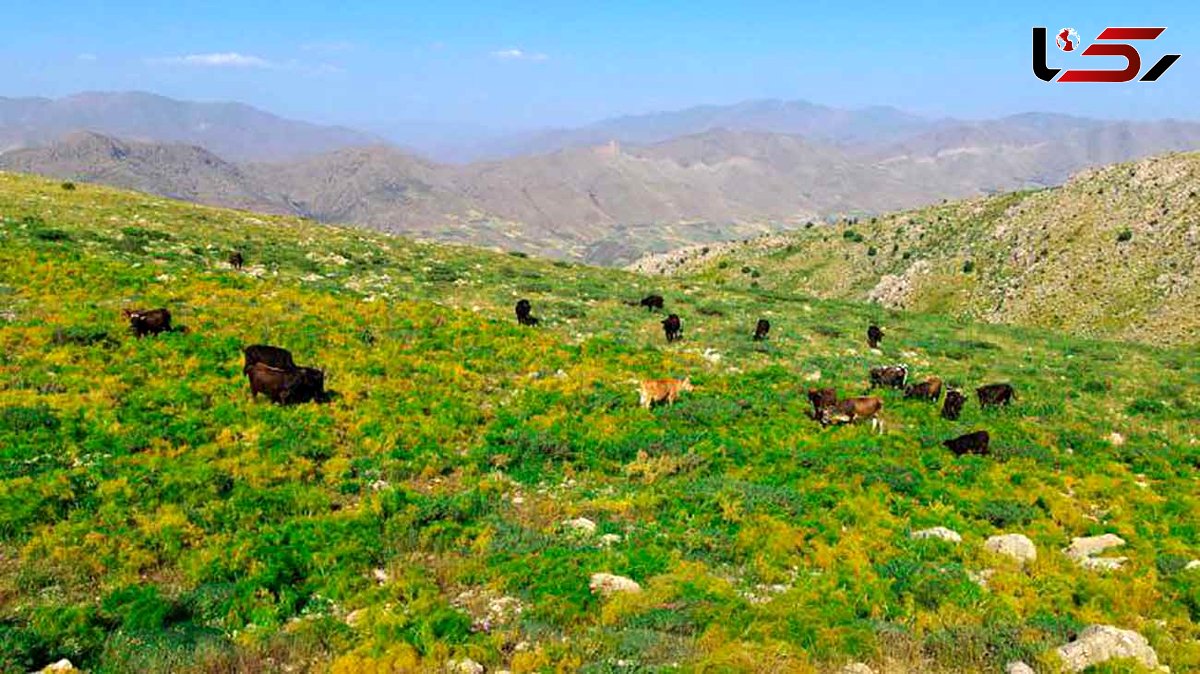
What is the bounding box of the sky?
[2,0,1197,131]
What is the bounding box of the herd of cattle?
[115,277,1015,458]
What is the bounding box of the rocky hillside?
[1,173,1198,673]
[635,152,1200,346]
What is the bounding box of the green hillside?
[638,152,1200,346]
[1,172,1198,673]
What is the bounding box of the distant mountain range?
[0,91,379,162]
[3,91,1200,265]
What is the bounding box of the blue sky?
[2,0,1196,130]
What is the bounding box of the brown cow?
[977,383,1015,407]
[639,377,694,409]
[820,396,884,433]
[905,376,943,401]
[124,308,172,338]
[869,365,908,389]
[944,430,990,456]
[246,362,326,405]
[807,387,838,419]
[941,389,966,420]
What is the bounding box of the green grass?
[0,172,1198,672]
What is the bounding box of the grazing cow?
[941,388,966,420]
[868,324,884,349]
[123,308,171,338]
[869,364,908,389]
[807,387,838,419]
[662,314,682,342]
[943,430,990,456]
[229,251,244,269]
[243,344,297,373]
[976,383,1015,407]
[905,376,943,402]
[515,299,539,326]
[820,396,884,433]
[753,318,771,341]
[640,294,665,311]
[639,377,693,409]
[246,362,326,405]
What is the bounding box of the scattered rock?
[840,663,876,674]
[1079,556,1128,571]
[564,517,597,535]
[967,568,995,589]
[599,533,622,546]
[1064,534,1125,559]
[911,526,962,543]
[589,573,641,596]
[1005,661,1035,674]
[447,658,484,674]
[1064,534,1127,571]
[1057,625,1161,672]
[984,533,1037,564]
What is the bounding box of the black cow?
[868,324,884,349]
[661,314,682,342]
[640,294,665,311]
[869,365,908,389]
[124,308,172,338]
[941,389,966,420]
[977,383,1015,407]
[944,430,990,456]
[243,344,297,373]
[515,299,539,326]
[229,251,245,269]
[753,318,771,341]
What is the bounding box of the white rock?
[37,660,77,673]
[968,568,995,589]
[447,658,484,674]
[911,526,962,543]
[344,609,365,627]
[372,568,389,583]
[1056,625,1160,672]
[1064,534,1126,560]
[1109,432,1126,446]
[1080,556,1128,571]
[1184,559,1200,571]
[840,664,876,674]
[599,533,622,546]
[564,517,597,535]
[1005,661,1035,674]
[589,573,641,595]
[804,371,822,382]
[984,534,1037,564]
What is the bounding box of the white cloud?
[490,48,548,62]
[150,52,274,68]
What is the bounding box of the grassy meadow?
[0,173,1198,672]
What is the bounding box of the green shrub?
[1117,228,1133,242]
